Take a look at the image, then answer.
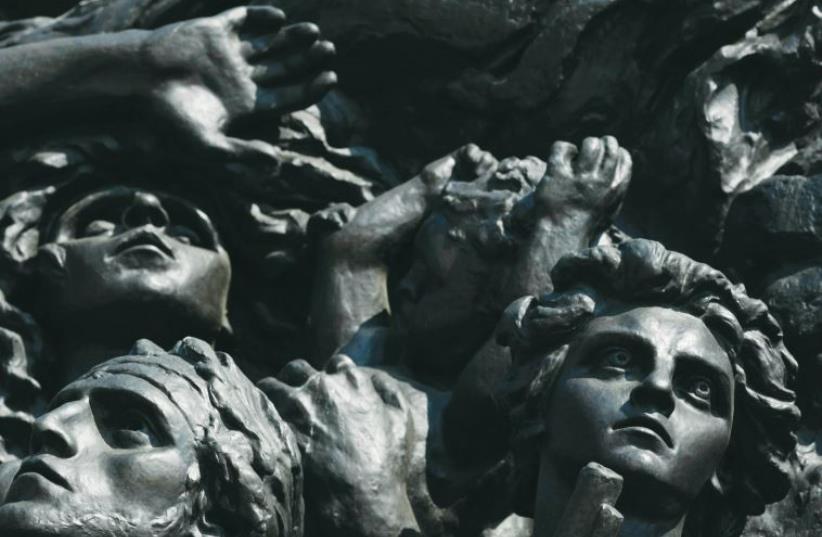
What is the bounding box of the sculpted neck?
[532,449,687,537]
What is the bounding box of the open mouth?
[114,230,174,259]
[16,458,73,492]
[613,416,674,448]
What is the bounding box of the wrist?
[80,29,154,98]
[514,195,600,241]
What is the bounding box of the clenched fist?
[536,136,632,229]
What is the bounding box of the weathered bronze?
[0,1,818,536]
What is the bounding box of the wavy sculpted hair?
[77,337,304,537]
[496,239,800,537]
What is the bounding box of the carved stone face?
[543,306,734,502]
[0,372,197,536]
[393,212,501,376]
[42,187,231,343]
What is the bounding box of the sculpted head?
[0,337,303,537]
[499,239,799,532]
[37,185,231,344]
[393,156,547,377]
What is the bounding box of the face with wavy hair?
[499,239,800,534]
[0,337,303,537]
[544,306,735,512]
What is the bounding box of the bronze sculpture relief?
[499,239,799,536]
[0,337,303,537]
[0,1,818,536]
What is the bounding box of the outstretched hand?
[143,6,336,161]
[259,357,421,536]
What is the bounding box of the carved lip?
[15,458,73,492]
[613,415,674,448]
[114,229,175,259]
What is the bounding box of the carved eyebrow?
[48,387,85,411]
[574,329,656,359]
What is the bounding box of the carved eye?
[109,411,156,449]
[602,348,632,369]
[688,377,713,402]
[96,406,161,450]
[83,219,116,237]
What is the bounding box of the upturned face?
[0,372,198,536]
[542,306,735,504]
[42,187,231,342]
[393,210,504,378]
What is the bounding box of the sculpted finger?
[214,137,284,175]
[600,135,620,177]
[307,203,357,238]
[590,504,624,537]
[614,147,633,188]
[217,6,252,29]
[0,326,26,371]
[244,5,286,24]
[252,41,335,84]
[577,137,604,173]
[245,22,321,59]
[255,70,337,114]
[371,372,406,411]
[258,377,313,436]
[548,141,577,176]
[257,376,295,407]
[325,353,356,374]
[421,154,457,194]
[278,359,318,386]
[554,463,623,537]
[453,144,497,182]
[478,151,499,176]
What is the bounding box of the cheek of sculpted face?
[498,239,800,537]
[0,337,303,537]
[43,186,231,342]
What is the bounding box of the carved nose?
[30,408,79,459]
[630,369,675,417]
[122,192,169,229]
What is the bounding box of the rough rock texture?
[721,175,822,537]
[635,1,822,258]
[1,1,819,259]
[0,1,819,535]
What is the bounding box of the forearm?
[310,257,389,364]
[0,30,151,126]
[330,175,433,263]
[505,200,599,301]
[310,176,435,362]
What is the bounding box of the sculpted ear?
[709,456,733,497]
[35,243,67,285]
[710,472,725,495]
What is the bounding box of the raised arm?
[0,6,335,159]
[310,145,497,364]
[444,136,632,470]
[502,135,632,302]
